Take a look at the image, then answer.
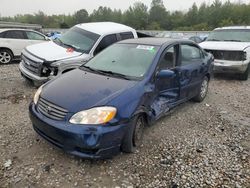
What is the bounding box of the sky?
[0,0,248,17]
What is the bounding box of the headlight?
[33,85,43,104]
[69,106,117,125]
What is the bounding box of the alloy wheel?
[0,51,11,64]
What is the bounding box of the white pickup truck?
[200,26,250,80]
[19,22,138,85]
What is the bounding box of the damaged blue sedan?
[29,38,214,159]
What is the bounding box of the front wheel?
[121,115,146,153]
[193,76,209,102]
[0,49,13,64]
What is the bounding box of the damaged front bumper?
[213,59,249,73]
[29,103,128,159]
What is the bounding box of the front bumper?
[213,59,249,73]
[29,103,128,159]
[19,61,49,83]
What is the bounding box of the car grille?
[205,50,245,61]
[37,97,68,121]
[22,54,41,75]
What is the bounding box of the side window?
[0,32,4,38]
[26,31,45,40]
[94,34,118,55]
[120,32,134,40]
[158,46,177,70]
[5,30,26,39]
[181,44,202,65]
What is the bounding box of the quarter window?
[5,30,26,39]
[181,44,202,65]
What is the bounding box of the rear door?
[3,30,28,56]
[178,43,206,99]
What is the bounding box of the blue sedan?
[29,38,214,159]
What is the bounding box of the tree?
[149,0,170,29]
[74,9,89,24]
[123,2,148,29]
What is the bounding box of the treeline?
[1,0,250,31]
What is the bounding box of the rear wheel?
[193,76,209,102]
[0,49,13,64]
[239,64,249,81]
[121,115,146,153]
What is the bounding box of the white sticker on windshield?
[136,45,155,51]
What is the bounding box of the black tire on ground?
[239,64,249,81]
[121,115,146,153]
[0,49,13,64]
[193,76,209,102]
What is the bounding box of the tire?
[239,64,249,81]
[121,115,146,153]
[0,49,13,64]
[193,76,209,102]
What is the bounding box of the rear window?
[120,32,134,40]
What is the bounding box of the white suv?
[200,26,250,80]
[0,29,48,64]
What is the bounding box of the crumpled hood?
[41,69,138,113]
[200,41,250,51]
[26,41,82,61]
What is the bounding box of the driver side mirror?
[156,69,175,79]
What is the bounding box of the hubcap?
[0,51,11,64]
[133,117,144,147]
[200,79,208,98]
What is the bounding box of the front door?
[152,44,180,118]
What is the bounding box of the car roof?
[75,22,135,35]
[118,37,193,46]
[214,26,250,30]
[0,28,42,33]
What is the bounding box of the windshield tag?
[136,45,155,51]
[66,48,74,53]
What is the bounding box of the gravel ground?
[0,64,249,188]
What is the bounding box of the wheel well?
[0,47,14,57]
[133,112,149,126]
[205,73,210,81]
[62,68,74,74]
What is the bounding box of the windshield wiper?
[223,39,242,42]
[96,70,133,80]
[80,65,103,73]
[63,43,80,50]
[81,66,133,80]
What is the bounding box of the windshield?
[207,29,250,42]
[54,27,100,53]
[82,43,159,79]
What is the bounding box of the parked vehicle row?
[1,22,249,159]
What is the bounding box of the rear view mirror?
[157,69,175,79]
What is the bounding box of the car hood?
[25,41,83,61]
[200,41,250,51]
[41,69,138,113]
